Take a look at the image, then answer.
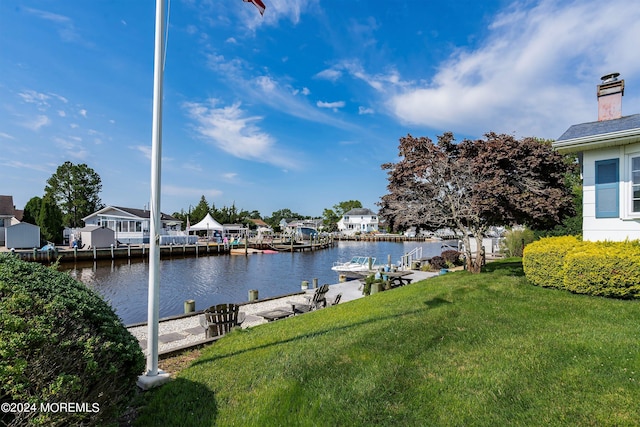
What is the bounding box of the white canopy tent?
[188,213,223,232]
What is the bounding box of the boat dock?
[127,270,438,358]
[7,237,335,264]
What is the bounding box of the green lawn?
[135,260,640,426]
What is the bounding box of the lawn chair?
[289,284,330,314]
[328,293,342,306]
[199,303,243,338]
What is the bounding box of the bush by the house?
[564,241,640,299]
[522,235,581,289]
[0,254,145,427]
[523,237,640,299]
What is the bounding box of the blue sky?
[1,0,640,218]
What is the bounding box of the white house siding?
[337,215,379,236]
[582,144,640,241]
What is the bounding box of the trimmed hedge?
[522,235,582,289]
[564,241,640,298]
[523,237,640,299]
[0,254,144,427]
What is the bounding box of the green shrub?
[564,241,640,299]
[0,254,144,427]
[522,235,582,289]
[501,227,535,257]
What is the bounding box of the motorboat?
[331,256,376,279]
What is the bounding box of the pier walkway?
[127,270,437,357]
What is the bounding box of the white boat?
[331,256,376,279]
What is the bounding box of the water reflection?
[63,240,449,325]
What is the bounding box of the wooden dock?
[8,237,335,264]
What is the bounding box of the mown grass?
[135,260,640,426]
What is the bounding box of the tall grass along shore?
[135,260,639,426]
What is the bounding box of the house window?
[632,156,640,213]
[595,159,619,218]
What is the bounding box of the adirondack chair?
[199,303,242,338]
[290,284,330,313]
[328,293,342,306]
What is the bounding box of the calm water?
[63,240,450,325]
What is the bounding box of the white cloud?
[388,0,640,138]
[22,115,51,131]
[0,160,50,172]
[292,86,310,96]
[206,52,359,131]
[183,99,298,169]
[18,90,50,109]
[358,106,374,115]
[317,100,345,111]
[222,172,238,180]
[314,68,342,82]
[58,110,66,117]
[26,8,87,45]
[0,132,15,140]
[316,61,407,94]
[53,136,87,160]
[132,145,152,160]
[79,109,88,118]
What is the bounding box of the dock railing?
[400,246,423,270]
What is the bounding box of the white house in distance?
[82,206,183,245]
[554,73,640,241]
[337,208,379,236]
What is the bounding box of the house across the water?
[82,206,188,245]
[554,73,640,241]
[337,208,379,236]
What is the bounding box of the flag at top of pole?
[243,0,266,16]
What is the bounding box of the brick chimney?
[597,72,624,121]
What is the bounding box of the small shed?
[5,222,40,249]
[80,225,115,249]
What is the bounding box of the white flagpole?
[144,0,165,379]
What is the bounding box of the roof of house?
[557,113,640,141]
[249,218,270,227]
[79,225,114,233]
[554,113,640,153]
[88,206,180,222]
[344,208,377,216]
[0,195,16,216]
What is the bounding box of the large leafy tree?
[44,161,103,228]
[38,195,63,243]
[380,132,575,273]
[22,196,42,225]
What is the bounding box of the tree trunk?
[463,234,484,273]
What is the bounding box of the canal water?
[63,240,452,325]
